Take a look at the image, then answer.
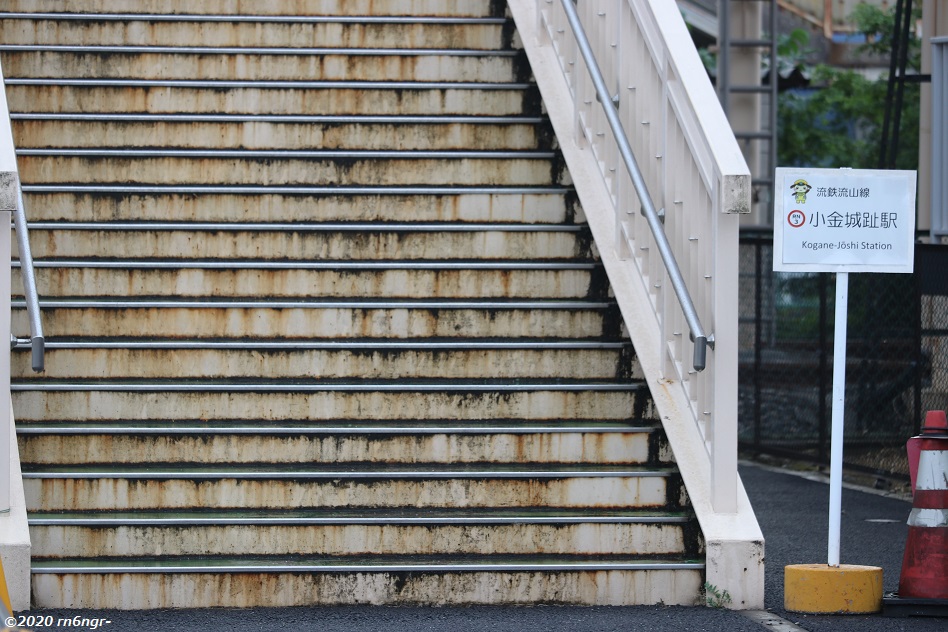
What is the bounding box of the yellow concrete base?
[785,564,883,614]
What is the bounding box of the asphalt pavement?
[15,462,946,631]
[743,462,944,632]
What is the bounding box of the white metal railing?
[551,0,711,373]
[509,0,763,608]
[534,0,749,509]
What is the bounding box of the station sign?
[773,168,917,273]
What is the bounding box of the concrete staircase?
[3,1,704,608]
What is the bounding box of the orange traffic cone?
[897,410,948,600]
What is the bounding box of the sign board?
[773,167,917,273]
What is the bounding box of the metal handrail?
[11,187,44,372]
[556,0,710,371]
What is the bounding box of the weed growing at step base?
[702,582,732,608]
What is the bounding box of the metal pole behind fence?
[914,247,923,435]
[753,236,763,454]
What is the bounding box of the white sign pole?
[827,271,848,567]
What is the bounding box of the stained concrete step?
[0,1,503,18]
[17,425,657,466]
[11,381,647,423]
[0,14,508,49]
[16,149,560,187]
[22,462,681,511]
[13,260,600,299]
[30,509,695,557]
[13,298,619,338]
[17,421,664,464]
[11,339,631,380]
[4,80,539,116]
[11,114,548,150]
[28,506,689,524]
[15,223,585,260]
[3,3,701,612]
[17,188,574,223]
[0,46,524,82]
[29,556,704,608]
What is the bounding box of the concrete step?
[13,298,619,338]
[12,339,631,380]
[22,462,681,511]
[0,1,503,18]
[29,556,704,608]
[2,1,701,611]
[30,509,695,558]
[29,506,687,525]
[4,80,539,116]
[0,47,525,82]
[11,381,648,423]
[0,14,509,49]
[14,261,600,299]
[12,114,548,150]
[16,223,585,260]
[17,424,657,466]
[18,188,573,223]
[16,150,561,187]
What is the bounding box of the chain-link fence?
[739,233,948,480]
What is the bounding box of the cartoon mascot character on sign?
[790,179,812,204]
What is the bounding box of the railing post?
[0,52,20,518]
[711,210,740,513]
[0,131,14,515]
[0,81,16,514]
[0,212,9,514]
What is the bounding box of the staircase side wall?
[508,0,764,609]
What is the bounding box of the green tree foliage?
[778,3,920,170]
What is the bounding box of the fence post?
[752,234,762,454]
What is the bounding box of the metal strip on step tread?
[4,78,534,90]
[30,560,705,574]
[14,298,614,310]
[21,184,568,196]
[19,260,597,271]
[0,44,520,57]
[17,148,555,160]
[21,221,580,232]
[16,421,653,436]
[0,13,510,25]
[21,464,673,480]
[31,339,625,350]
[11,113,545,125]
[11,380,642,393]
[28,509,691,527]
